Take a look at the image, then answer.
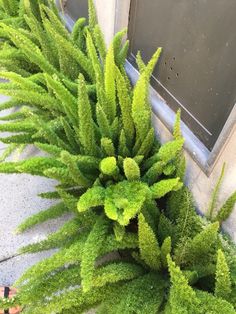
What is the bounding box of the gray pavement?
[0,94,70,286]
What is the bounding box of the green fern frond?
[161,236,172,268]
[60,151,92,187]
[208,163,226,220]
[138,213,161,270]
[18,264,81,307]
[136,51,145,73]
[123,157,140,181]
[16,233,89,285]
[0,71,44,92]
[105,273,165,314]
[112,28,127,64]
[136,128,155,157]
[60,116,79,151]
[118,129,130,157]
[100,156,119,176]
[45,73,77,125]
[20,218,84,253]
[101,137,115,156]
[215,249,232,300]
[17,156,63,176]
[93,24,106,62]
[93,262,144,288]
[0,132,35,144]
[88,0,97,30]
[35,142,62,157]
[16,202,68,233]
[167,255,200,313]
[116,65,134,146]
[214,191,236,224]
[0,120,34,133]
[0,142,17,161]
[38,190,60,199]
[96,103,112,139]
[151,178,182,199]
[173,109,182,140]
[71,17,87,50]
[178,222,219,265]
[40,4,69,39]
[196,290,236,314]
[78,73,98,156]
[81,215,109,292]
[78,186,105,212]
[104,181,149,226]
[117,40,129,67]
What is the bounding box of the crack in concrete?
[0,253,22,264]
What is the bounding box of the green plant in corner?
[207,162,236,224]
[0,1,235,313]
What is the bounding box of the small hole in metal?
[176,73,179,77]
[164,61,167,65]
[170,67,173,70]
[167,76,170,80]
[173,57,176,60]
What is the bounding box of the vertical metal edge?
[206,104,236,172]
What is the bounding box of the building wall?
[94,0,236,241]
[94,0,130,45]
[153,115,236,242]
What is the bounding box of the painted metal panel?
[128,0,236,150]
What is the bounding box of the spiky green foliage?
[0,0,25,30]
[123,157,140,181]
[167,255,200,313]
[81,215,109,292]
[0,2,235,313]
[215,191,236,224]
[215,249,232,300]
[138,213,161,270]
[16,202,69,233]
[208,163,226,219]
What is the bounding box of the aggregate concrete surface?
[0,95,71,285]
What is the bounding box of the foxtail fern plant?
[0,0,127,160]
[0,0,101,158]
[0,1,235,313]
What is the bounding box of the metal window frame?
[57,0,236,176]
[126,61,236,175]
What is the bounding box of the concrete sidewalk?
[0,95,69,285]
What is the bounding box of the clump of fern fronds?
[0,0,128,162]
[0,1,235,313]
[0,0,100,159]
[1,186,236,313]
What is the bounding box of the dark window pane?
[64,0,88,21]
[128,0,236,150]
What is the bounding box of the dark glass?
[128,0,236,150]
